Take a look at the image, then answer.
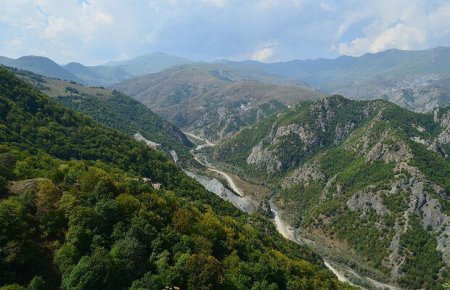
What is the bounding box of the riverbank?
[182,131,401,290]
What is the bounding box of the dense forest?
[0,67,353,289]
[7,68,195,165]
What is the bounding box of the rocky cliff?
[213,96,450,289]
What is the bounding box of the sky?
[1,0,450,65]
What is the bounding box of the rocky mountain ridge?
[211,96,450,289]
[252,47,450,112]
[113,63,324,141]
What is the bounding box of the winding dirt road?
[185,132,243,197]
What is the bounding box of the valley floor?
[183,132,404,290]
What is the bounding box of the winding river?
[184,132,243,197]
[182,132,400,290]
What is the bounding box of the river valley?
[181,132,402,290]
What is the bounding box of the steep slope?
[254,46,450,112]
[10,68,194,163]
[329,74,450,112]
[212,96,450,289]
[64,53,190,86]
[113,63,324,141]
[0,67,353,289]
[0,56,81,83]
[64,62,133,86]
[104,52,192,76]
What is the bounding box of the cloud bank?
[0,0,449,64]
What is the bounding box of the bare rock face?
[246,142,282,174]
[334,122,356,144]
[215,96,450,288]
[347,125,412,164]
[410,182,450,265]
[433,106,450,157]
[342,175,450,278]
[257,199,274,218]
[283,161,325,188]
[347,191,389,216]
[366,140,411,163]
[334,74,447,113]
[275,124,317,146]
[319,117,450,278]
[217,106,227,123]
[388,83,442,113]
[184,170,257,213]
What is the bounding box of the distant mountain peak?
[0,54,81,83]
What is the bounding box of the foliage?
[0,67,352,289]
[214,95,450,289]
[398,215,446,289]
[56,90,194,162]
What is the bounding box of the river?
[184,131,244,197]
[182,131,401,290]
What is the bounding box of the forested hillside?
[0,67,353,289]
[212,95,450,289]
[8,67,194,164]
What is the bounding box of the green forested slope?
[9,67,194,164]
[0,67,352,289]
[212,96,450,289]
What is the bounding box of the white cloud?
[251,42,276,62]
[339,23,427,55]
[337,0,450,56]
[0,0,450,63]
[1,38,24,58]
[319,1,333,12]
[200,0,227,8]
[256,0,303,9]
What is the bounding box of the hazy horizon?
[2,45,450,67]
[1,0,450,65]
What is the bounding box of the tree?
[172,208,194,234]
[54,243,79,276]
[184,254,223,290]
[0,176,7,195]
[65,206,99,254]
[0,153,15,194]
[61,248,118,290]
[0,153,16,179]
[115,194,140,220]
[110,236,147,283]
[35,180,63,239]
[79,167,116,201]
[27,276,46,290]
[0,285,26,290]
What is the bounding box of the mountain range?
[2,47,450,113]
[2,47,450,289]
[251,46,450,112]
[113,62,324,141]
[0,52,192,86]
[0,55,82,83]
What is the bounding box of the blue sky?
[1,0,450,65]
